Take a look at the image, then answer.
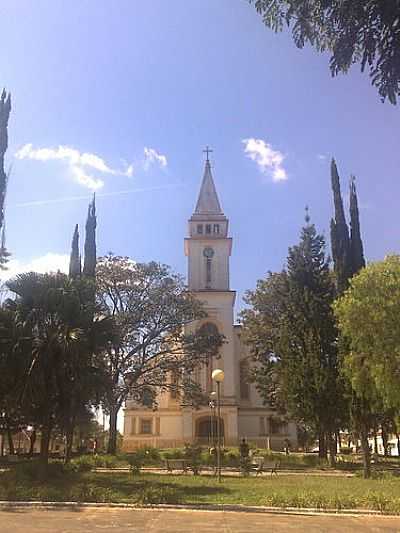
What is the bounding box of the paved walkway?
[1,508,399,532]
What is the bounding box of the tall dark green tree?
[330,159,352,293]
[330,160,371,476]
[0,90,11,270]
[242,216,345,463]
[349,177,365,274]
[83,195,96,278]
[0,89,11,235]
[69,224,81,278]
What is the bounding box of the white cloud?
[72,166,104,190]
[317,154,327,161]
[0,253,69,281]
[15,144,133,191]
[144,147,167,170]
[242,138,287,182]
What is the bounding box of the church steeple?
[185,152,232,292]
[194,159,223,216]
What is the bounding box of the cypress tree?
[349,176,365,274]
[83,195,96,278]
[0,89,11,235]
[69,224,81,278]
[330,159,351,293]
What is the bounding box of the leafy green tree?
[334,256,400,413]
[96,254,223,454]
[251,1,400,104]
[242,218,345,463]
[5,272,111,467]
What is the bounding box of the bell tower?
[185,152,232,292]
[184,150,237,403]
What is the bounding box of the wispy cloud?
[242,138,287,182]
[143,147,167,170]
[0,252,69,281]
[15,144,134,191]
[317,154,327,161]
[12,183,181,208]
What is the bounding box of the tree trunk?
[360,426,371,479]
[64,423,75,464]
[327,432,336,467]
[29,430,37,456]
[337,431,342,450]
[397,433,400,458]
[318,429,327,459]
[381,424,389,457]
[40,424,52,469]
[373,428,378,455]
[7,427,14,455]
[107,403,120,455]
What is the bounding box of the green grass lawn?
[2,468,400,513]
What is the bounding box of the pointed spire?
[194,159,223,215]
[83,194,97,278]
[69,224,81,278]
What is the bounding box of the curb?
[0,501,396,517]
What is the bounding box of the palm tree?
[6,272,113,467]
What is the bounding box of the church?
[122,156,298,451]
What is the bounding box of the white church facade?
[122,158,298,451]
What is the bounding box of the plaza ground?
[1,507,400,532]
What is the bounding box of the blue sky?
[1,0,399,314]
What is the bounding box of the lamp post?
[211,369,224,482]
[209,391,216,448]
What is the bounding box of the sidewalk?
[1,507,399,532]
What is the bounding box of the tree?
[349,177,366,274]
[330,159,352,293]
[5,272,111,467]
[334,256,400,413]
[0,89,11,235]
[329,160,372,476]
[83,195,96,278]
[96,255,223,454]
[0,89,11,269]
[251,1,400,104]
[242,217,345,463]
[69,224,81,278]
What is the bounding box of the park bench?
[252,456,279,476]
[164,458,188,473]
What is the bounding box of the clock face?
[203,247,214,258]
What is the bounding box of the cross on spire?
[203,145,213,162]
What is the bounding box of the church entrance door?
[195,416,224,445]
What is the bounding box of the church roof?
[194,160,223,215]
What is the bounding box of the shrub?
[183,443,202,475]
[126,447,161,475]
[69,455,95,472]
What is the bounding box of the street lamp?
[209,391,216,448]
[212,369,224,482]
